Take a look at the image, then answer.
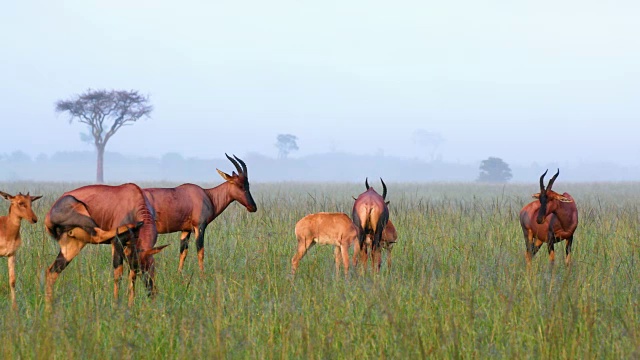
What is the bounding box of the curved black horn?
[547,169,560,191]
[365,178,370,190]
[225,153,243,175]
[233,155,248,177]
[380,178,387,200]
[539,169,548,193]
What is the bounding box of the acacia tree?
[55,89,153,183]
[477,157,513,183]
[275,134,299,159]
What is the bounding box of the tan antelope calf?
[291,212,359,276]
[0,191,41,308]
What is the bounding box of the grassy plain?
[0,181,639,359]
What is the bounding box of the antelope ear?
[532,193,541,199]
[140,244,170,257]
[557,195,573,203]
[217,169,232,181]
[385,201,390,205]
[0,191,12,200]
[30,195,43,202]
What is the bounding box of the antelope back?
[352,179,389,231]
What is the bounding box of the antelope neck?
[2,210,23,239]
[205,182,235,217]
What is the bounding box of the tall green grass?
[0,181,639,358]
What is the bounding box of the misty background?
[1,1,639,183]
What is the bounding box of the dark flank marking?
[113,241,124,269]
[195,228,205,251]
[180,239,189,254]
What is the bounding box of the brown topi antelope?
[519,169,578,265]
[44,183,167,306]
[144,154,257,273]
[291,212,359,276]
[352,178,389,271]
[354,219,397,269]
[0,191,41,309]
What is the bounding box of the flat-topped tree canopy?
[55,89,153,183]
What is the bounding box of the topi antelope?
[144,154,257,274]
[519,169,578,265]
[44,183,167,306]
[352,178,389,271]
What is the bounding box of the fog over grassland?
[1,150,638,184]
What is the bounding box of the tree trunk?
[96,145,105,183]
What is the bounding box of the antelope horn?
[381,178,387,200]
[547,169,560,191]
[365,178,370,190]
[352,196,357,201]
[234,155,248,177]
[539,169,548,193]
[225,153,243,175]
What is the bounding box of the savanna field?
[1,181,639,359]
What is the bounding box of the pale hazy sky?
[1,0,638,166]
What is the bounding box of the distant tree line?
[1,150,638,182]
